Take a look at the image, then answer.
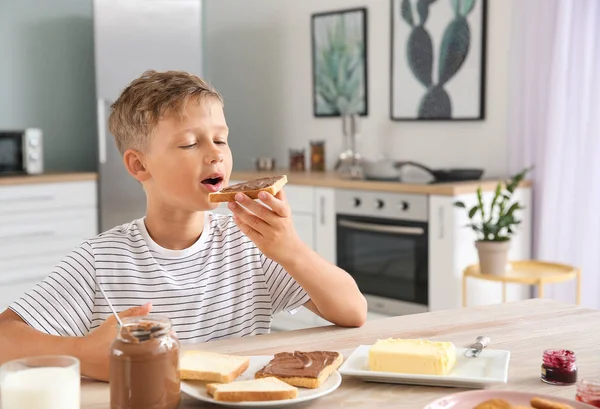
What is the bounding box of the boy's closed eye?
[179,143,197,149]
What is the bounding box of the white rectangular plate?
[339,345,510,389]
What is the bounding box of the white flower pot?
[475,240,511,275]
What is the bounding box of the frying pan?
[396,161,484,182]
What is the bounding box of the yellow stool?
[462,260,581,307]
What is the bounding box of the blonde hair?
[108,70,223,155]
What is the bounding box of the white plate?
[338,345,510,389]
[181,355,342,408]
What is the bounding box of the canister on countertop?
[310,141,325,172]
[289,149,305,171]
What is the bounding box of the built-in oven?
[335,189,429,316]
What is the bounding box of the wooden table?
[79,299,599,408]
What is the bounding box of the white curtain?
[508,0,600,308]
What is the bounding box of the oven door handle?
[338,220,425,235]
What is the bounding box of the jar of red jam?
[576,378,600,408]
[541,349,577,385]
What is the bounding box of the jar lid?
[119,316,172,343]
[543,349,576,359]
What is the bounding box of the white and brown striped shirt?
[9,212,310,343]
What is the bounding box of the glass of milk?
[0,355,80,409]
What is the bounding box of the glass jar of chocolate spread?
[110,316,180,409]
[541,349,578,385]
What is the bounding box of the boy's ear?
[123,149,151,182]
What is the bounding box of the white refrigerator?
[93,0,204,232]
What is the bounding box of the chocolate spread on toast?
[256,351,339,379]
[219,176,283,193]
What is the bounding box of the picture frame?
[390,0,487,121]
[311,7,368,117]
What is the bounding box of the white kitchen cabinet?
[0,181,98,311]
[428,186,532,311]
[291,213,314,250]
[314,187,336,264]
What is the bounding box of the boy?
[0,70,367,381]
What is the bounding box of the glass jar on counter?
[110,316,180,409]
[541,349,577,385]
[289,148,305,171]
[576,378,600,407]
[310,140,325,172]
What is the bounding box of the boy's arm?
[0,304,151,382]
[280,244,367,327]
[229,190,367,327]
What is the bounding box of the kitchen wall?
[204,0,515,178]
[0,0,97,172]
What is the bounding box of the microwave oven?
[0,129,44,175]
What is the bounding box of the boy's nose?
[205,150,224,164]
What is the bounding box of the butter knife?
[464,336,490,358]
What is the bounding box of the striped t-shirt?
[9,212,310,343]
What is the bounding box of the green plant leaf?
[454,201,465,208]
[417,0,430,25]
[438,16,470,86]
[468,206,478,219]
[476,187,484,220]
[460,0,476,16]
[407,27,434,87]
[401,0,414,26]
[451,0,461,15]
[506,202,521,217]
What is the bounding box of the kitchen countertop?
[78,299,598,408]
[231,170,532,196]
[0,172,98,186]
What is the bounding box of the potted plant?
[454,168,531,275]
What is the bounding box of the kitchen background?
[0,0,511,177]
[1,0,598,321]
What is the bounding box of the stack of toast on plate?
[179,349,343,402]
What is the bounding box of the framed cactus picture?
[311,8,368,117]
[391,0,487,120]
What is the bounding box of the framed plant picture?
[390,0,487,121]
[312,8,368,117]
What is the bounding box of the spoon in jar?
[98,283,123,327]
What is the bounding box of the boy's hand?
[78,303,152,381]
[228,189,304,265]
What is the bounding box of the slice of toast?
[179,350,250,383]
[206,377,298,402]
[530,397,574,409]
[254,351,343,389]
[208,175,288,203]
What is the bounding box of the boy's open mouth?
[201,176,224,192]
[202,177,222,185]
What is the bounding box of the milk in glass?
[1,366,80,409]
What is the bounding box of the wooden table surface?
[80,299,599,408]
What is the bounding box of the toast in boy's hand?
[206,377,298,402]
[208,175,288,203]
[179,350,250,383]
[254,351,343,389]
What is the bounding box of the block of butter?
[368,338,457,375]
